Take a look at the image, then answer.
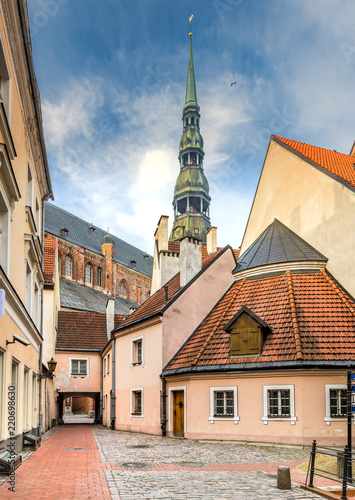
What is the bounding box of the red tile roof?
[44,237,57,285]
[273,136,355,189]
[168,241,180,253]
[115,246,234,331]
[165,269,355,372]
[56,310,122,350]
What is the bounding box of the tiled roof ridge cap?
[191,277,247,367]
[272,135,349,157]
[286,270,303,361]
[321,269,355,317]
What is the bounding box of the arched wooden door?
[173,391,184,437]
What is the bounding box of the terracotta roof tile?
[273,135,355,189]
[43,237,57,285]
[165,269,355,371]
[168,241,180,253]
[56,310,121,350]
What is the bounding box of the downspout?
[110,336,116,429]
[99,352,103,424]
[160,375,167,437]
[38,195,50,434]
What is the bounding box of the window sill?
[130,362,144,369]
[324,416,354,426]
[262,416,297,425]
[130,413,144,421]
[209,416,239,425]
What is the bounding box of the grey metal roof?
[60,279,139,315]
[44,202,153,277]
[236,219,328,272]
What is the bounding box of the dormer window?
[89,225,95,233]
[224,306,269,358]
[143,254,149,260]
[131,260,136,266]
[61,227,69,236]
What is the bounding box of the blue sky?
[28,0,355,254]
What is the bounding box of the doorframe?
[168,386,186,434]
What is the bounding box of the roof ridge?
[321,269,355,317]
[191,277,247,367]
[273,135,350,157]
[286,270,303,361]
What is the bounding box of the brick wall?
[71,396,94,413]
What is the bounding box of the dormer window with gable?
[224,306,269,358]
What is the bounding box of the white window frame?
[0,347,5,439]
[103,393,107,410]
[65,255,72,279]
[168,385,187,434]
[69,357,89,379]
[107,353,110,375]
[130,335,144,369]
[324,384,351,425]
[262,385,296,425]
[32,372,37,429]
[85,264,92,284]
[209,386,239,424]
[130,387,143,420]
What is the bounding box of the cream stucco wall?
[115,320,163,434]
[240,139,355,296]
[55,351,101,393]
[162,248,236,366]
[102,347,112,427]
[166,370,351,446]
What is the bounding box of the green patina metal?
[171,34,211,243]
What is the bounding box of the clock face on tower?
[173,226,184,239]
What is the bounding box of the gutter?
[17,0,53,199]
[162,360,355,378]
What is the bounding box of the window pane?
[79,361,87,374]
[214,390,234,417]
[134,392,142,414]
[71,360,79,374]
[136,341,142,363]
[268,389,290,418]
[330,389,347,417]
[97,267,102,287]
[119,281,127,298]
[65,256,72,277]
[85,265,92,283]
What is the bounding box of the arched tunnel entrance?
[57,392,100,424]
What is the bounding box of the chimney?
[151,215,179,294]
[155,215,169,252]
[206,226,217,255]
[180,236,202,287]
[106,298,115,341]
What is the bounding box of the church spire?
[170,21,211,244]
[184,36,198,110]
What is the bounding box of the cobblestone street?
[0,424,335,499]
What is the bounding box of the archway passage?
[57,392,100,424]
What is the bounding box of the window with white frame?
[11,359,19,433]
[97,267,102,287]
[65,255,72,278]
[119,280,127,298]
[103,394,106,410]
[103,357,106,376]
[35,198,40,234]
[130,388,143,417]
[324,385,348,424]
[26,164,33,209]
[25,261,32,313]
[209,387,239,424]
[262,385,296,424]
[70,358,88,377]
[33,282,39,327]
[32,373,37,429]
[131,336,144,368]
[0,39,11,120]
[23,368,30,430]
[0,186,10,274]
[107,353,110,374]
[85,264,92,284]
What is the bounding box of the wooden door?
[173,391,184,437]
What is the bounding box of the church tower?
[170,29,211,243]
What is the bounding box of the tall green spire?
[184,36,198,111]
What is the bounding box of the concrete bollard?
[277,465,291,490]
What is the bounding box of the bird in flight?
[231,82,238,86]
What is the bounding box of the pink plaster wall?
[55,351,101,393]
[166,371,351,446]
[102,349,112,427]
[162,248,236,366]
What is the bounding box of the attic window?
[89,225,95,233]
[61,227,69,236]
[143,254,149,260]
[224,306,269,358]
[131,260,136,266]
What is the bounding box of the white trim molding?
[130,387,144,420]
[69,357,90,379]
[130,335,144,369]
[262,385,297,425]
[209,386,239,425]
[324,384,353,425]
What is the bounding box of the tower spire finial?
[189,14,194,37]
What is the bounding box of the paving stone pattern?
[94,427,323,499]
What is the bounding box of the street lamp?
[38,357,57,380]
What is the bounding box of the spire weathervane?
[189,14,194,37]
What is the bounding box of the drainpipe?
[99,353,103,424]
[38,195,50,435]
[110,336,116,429]
[160,375,167,437]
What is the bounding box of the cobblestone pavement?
[93,426,326,499]
[0,424,335,499]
